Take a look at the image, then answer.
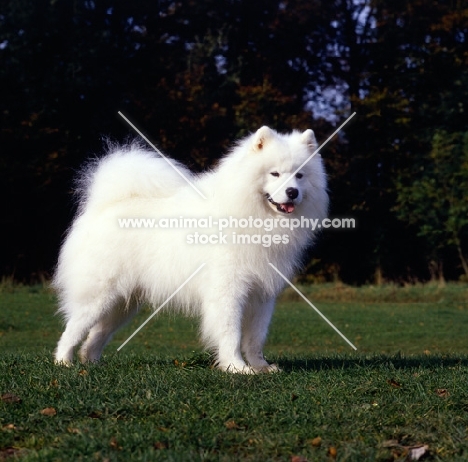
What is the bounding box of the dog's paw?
[54,358,73,367]
[263,363,282,373]
[218,362,256,374]
[218,361,281,374]
[252,363,282,374]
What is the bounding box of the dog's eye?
[295,173,303,179]
[270,172,280,177]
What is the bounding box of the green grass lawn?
[1,284,468,461]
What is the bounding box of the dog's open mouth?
[266,195,295,214]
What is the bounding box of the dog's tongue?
[280,203,295,213]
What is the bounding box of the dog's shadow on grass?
[160,353,468,373]
[96,352,468,373]
[277,354,468,372]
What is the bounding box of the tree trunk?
[428,260,445,286]
[374,265,383,286]
[456,244,468,279]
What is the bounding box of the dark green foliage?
[395,131,468,278]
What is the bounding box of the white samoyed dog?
[53,126,328,373]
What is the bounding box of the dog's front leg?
[200,287,254,373]
[241,296,280,372]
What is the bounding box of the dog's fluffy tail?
[75,143,193,214]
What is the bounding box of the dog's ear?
[301,129,317,151]
[252,126,274,151]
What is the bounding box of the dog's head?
[250,126,322,215]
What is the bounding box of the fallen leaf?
[381,440,429,461]
[154,441,168,450]
[3,424,16,430]
[40,407,57,416]
[78,369,88,376]
[409,444,429,461]
[291,456,308,462]
[436,388,449,398]
[387,378,402,388]
[1,393,21,404]
[309,436,322,447]
[67,427,81,434]
[224,420,241,430]
[109,437,122,450]
[328,446,337,458]
[0,448,21,459]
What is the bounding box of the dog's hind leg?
[54,305,104,365]
[54,290,123,365]
[78,301,139,363]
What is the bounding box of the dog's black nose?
[286,187,298,200]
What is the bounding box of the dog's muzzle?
[266,194,295,213]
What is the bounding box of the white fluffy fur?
[53,127,328,373]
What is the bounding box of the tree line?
[1,0,467,284]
